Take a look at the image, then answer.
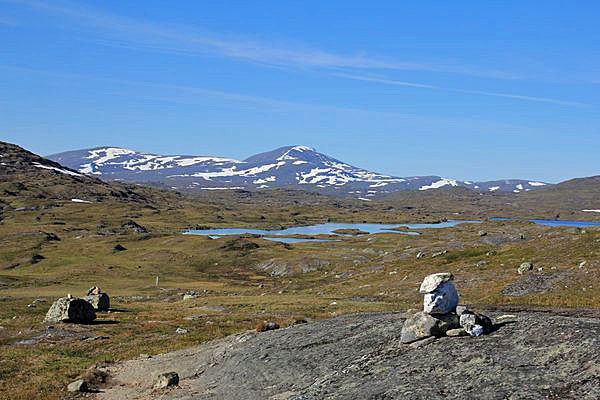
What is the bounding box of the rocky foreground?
[93,308,600,400]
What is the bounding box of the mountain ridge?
[48,145,551,198]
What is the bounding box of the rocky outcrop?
[256,258,330,277]
[44,297,96,323]
[93,310,600,400]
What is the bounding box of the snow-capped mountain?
[48,145,550,198]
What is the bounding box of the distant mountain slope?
[0,141,180,206]
[48,145,550,198]
[514,175,600,212]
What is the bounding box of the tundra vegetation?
[0,142,599,398]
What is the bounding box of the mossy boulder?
[44,297,96,323]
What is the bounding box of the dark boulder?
[44,297,96,323]
[83,293,110,311]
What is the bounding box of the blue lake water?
[529,219,600,228]
[183,220,480,238]
[490,217,600,227]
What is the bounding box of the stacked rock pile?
[400,272,493,343]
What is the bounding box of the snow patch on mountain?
[86,147,137,164]
[253,176,276,184]
[276,146,315,161]
[32,162,82,177]
[419,178,458,190]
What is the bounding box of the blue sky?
[1,0,599,182]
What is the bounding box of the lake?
[529,219,600,228]
[491,217,600,228]
[183,220,481,241]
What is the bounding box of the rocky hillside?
[48,145,550,198]
[0,141,181,207]
[94,309,600,399]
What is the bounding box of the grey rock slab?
[93,311,600,400]
[502,272,572,297]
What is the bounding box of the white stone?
[419,272,454,293]
[423,282,459,314]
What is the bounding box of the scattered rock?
[416,252,426,259]
[518,262,534,274]
[67,379,88,393]
[30,254,45,264]
[256,321,280,332]
[486,251,497,256]
[122,220,148,233]
[175,328,188,334]
[44,297,96,324]
[42,232,61,241]
[154,372,179,389]
[431,250,448,258]
[478,230,488,237]
[446,328,469,337]
[113,244,127,252]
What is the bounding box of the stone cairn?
[400,272,493,344]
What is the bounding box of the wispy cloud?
[336,73,591,108]
[0,64,384,114]
[3,0,522,80]
[0,16,18,26]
